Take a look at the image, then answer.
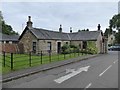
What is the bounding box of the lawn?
[1,52,87,74]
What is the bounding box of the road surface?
[3,51,118,89]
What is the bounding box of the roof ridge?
[34,27,71,34]
[34,28,60,33]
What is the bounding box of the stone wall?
[108,34,115,45]
[19,30,38,53]
[38,40,70,54]
[71,41,83,49]
[38,40,56,53]
[96,32,103,54]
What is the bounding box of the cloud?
[2,2,118,34]
[2,0,120,2]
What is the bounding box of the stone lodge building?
[19,16,107,54]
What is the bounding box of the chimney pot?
[28,16,31,21]
[70,27,72,33]
[97,24,101,30]
[27,16,33,28]
[59,24,62,33]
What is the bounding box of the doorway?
[57,42,61,53]
[83,41,87,49]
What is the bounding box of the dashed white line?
[99,65,112,77]
[113,60,118,64]
[85,83,92,89]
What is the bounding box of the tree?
[0,11,18,35]
[78,29,81,32]
[115,33,120,44]
[0,11,3,30]
[109,14,120,30]
[104,28,112,38]
[104,28,109,38]
[86,29,89,31]
[78,29,89,32]
[109,14,120,44]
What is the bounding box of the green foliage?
[61,42,98,54]
[69,44,78,48]
[109,14,120,30]
[61,44,79,54]
[61,44,70,54]
[78,29,89,32]
[108,44,112,47]
[104,28,113,38]
[0,11,18,35]
[87,41,98,54]
[86,29,89,31]
[109,14,120,44]
[115,32,120,44]
[82,29,89,31]
[0,11,3,29]
[78,30,81,32]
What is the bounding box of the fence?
[2,49,91,71]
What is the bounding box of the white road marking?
[99,65,112,77]
[113,60,118,64]
[85,83,92,88]
[54,66,90,84]
[66,68,75,74]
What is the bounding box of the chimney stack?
[27,16,33,28]
[97,24,101,31]
[70,27,72,33]
[59,24,62,33]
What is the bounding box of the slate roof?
[30,28,70,40]
[20,27,102,41]
[0,33,19,41]
[69,31,101,41]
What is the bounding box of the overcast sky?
[1,0,119,34]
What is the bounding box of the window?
[33,42,36,53]
[47,42,52,51]
[6,41,9,44]
[66,42,68,45]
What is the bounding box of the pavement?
[2,54,98,83]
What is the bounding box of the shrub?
[61,44,70,54]
[61,44,80,54]
[70,45,77,48]
[87,41,98,54]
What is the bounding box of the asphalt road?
[3,51,118,89]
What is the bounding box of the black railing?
[2,49,92,71]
